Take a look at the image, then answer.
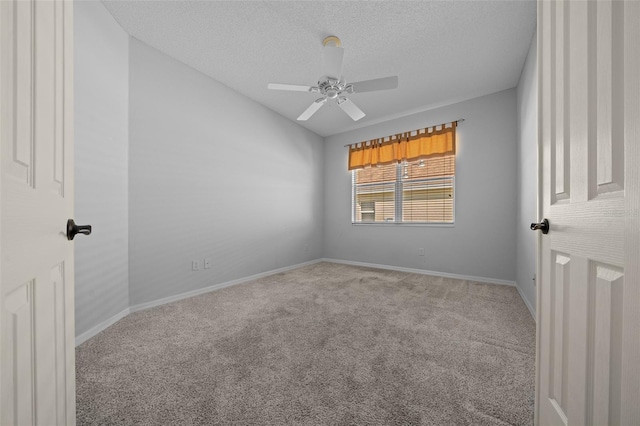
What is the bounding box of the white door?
[0,0,76,425]
[537,0,639,425]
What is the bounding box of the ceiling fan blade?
[297,98,327,121]
[323,46,344,79]
[268,83,314,92]
[338,98,365,121]
[350,76,398,93]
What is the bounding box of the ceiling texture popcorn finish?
[102,1,536,137]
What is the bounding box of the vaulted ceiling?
[102,1,536,137]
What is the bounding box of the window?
[348,120,458,224]
[352,163,396,222]
[352,155,455,224]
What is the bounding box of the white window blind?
[352,155,455,224]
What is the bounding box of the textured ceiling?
[102,1,536,137]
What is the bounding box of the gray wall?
[74,6,532,338]
[516,33,538,314]
[74,0,130,336]
[323,90,518,282]
[128,39,324,306]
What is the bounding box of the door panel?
[549,252,569,418]
[593,0,624,196]
[589,263,624,426]
[552,0,570,203]
[13,1,36,187]
[537,0,639,425]
[1,1,75,425]
[3,282,35,425]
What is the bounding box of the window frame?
[351,160,456,227]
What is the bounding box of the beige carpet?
[76,262,535,425]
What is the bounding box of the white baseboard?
[128,259,323,314]
[515,282,536,320]
[321,258,517,287]
[76,258,528,346]
[75,307,130,347]
[76,259,323,346]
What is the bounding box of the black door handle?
[67,219,92,240]
[530,218,549,234]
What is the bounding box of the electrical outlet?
[418,248,425,256]
[192,260,200,271]
[204,258,211,269]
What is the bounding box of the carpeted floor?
[76,262,536,425]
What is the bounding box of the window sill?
[351,222,455,228]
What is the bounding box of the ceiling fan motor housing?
[318,78,348,100]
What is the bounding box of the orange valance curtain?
[348,121,457,170]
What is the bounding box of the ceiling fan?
[267,36,398,122]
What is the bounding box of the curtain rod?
[343,118,464,148]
